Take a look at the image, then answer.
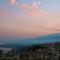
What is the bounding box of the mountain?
[0,33,60,49]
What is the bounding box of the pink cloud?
[30,6,44,17]
[21,4,30,11]
[9,0,44,16]
[20,3,44,17]
[11,0,16,4]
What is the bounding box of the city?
[0,42,60,60]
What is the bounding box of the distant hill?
[0,33,60,49]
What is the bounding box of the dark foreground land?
[0,42,60,60]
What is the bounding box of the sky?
[0,0,60,39]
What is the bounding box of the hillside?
[0,33,60,49]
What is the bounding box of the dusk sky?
[0,0,60,39]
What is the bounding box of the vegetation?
[0,42,60,60]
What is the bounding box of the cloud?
[10,0,17,5]
[21,4,30,10]
[32,1,41,6]
[9,0,44,16]
[20,3,44,17]
[38,2,41,5]
[29,5,44,17]
[30,1,44,17]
